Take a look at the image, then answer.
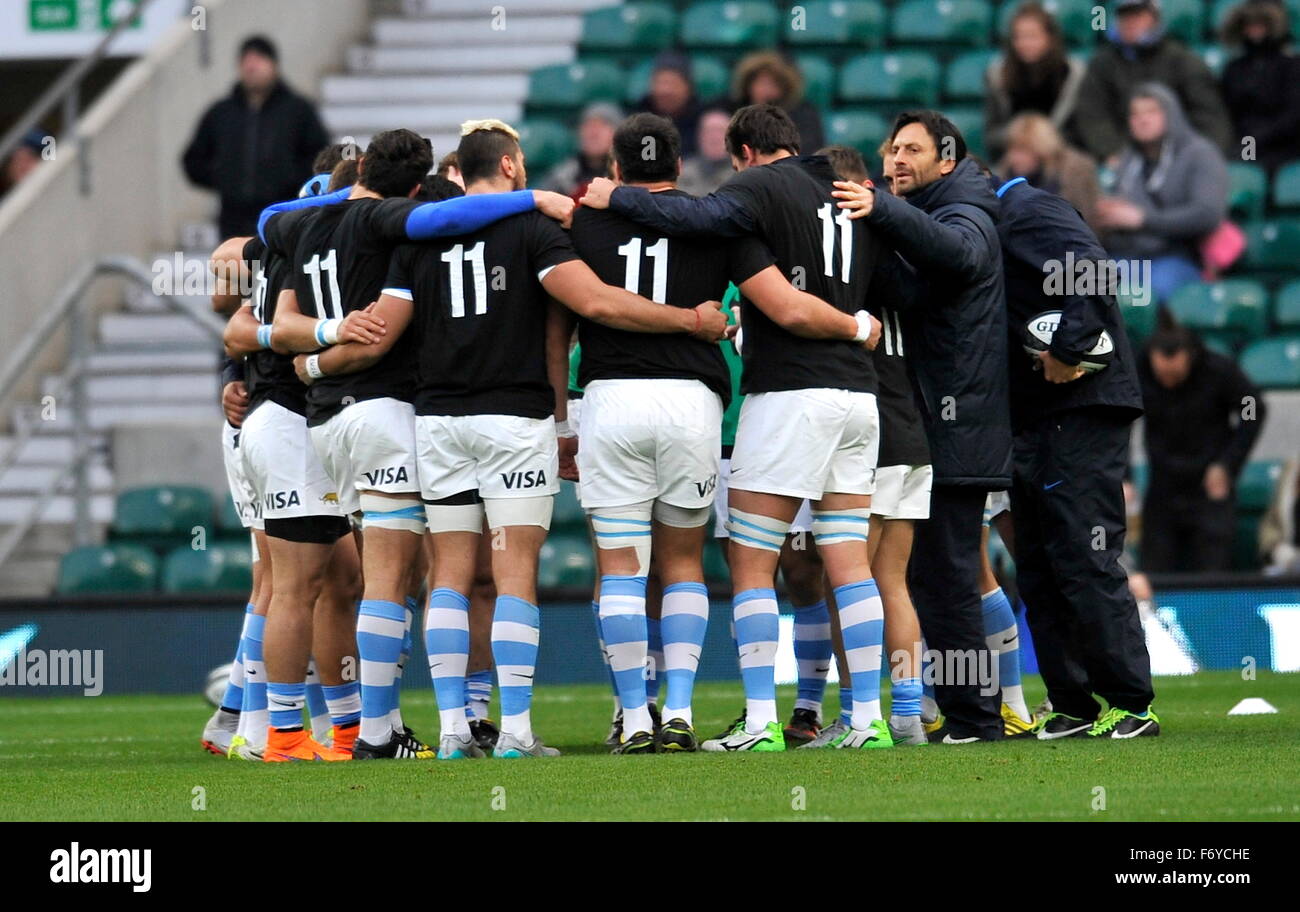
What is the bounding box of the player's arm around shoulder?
[541,259,727,340]
[297,293,413,385]
[736,266,877,347]
[209,236,254,315]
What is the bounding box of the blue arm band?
[405,190,536,239]
[256,324,273,349]
[257,187,351,243]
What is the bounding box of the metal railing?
[0,256,225,571]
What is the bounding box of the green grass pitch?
[1,672,1297,821]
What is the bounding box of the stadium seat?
[1196,43,1229,77]
[56,544,158,595]
[527,60,623,111]
[216,494,245,539]
[1273,281,1300,331]
[946,105,985,158]
[1226,162,1267,221]
[1166,279,1269,348]
[580,3,677,51]
[624,54,729,105]
[839,52,941,108]
[892,0,994,47]
[1237,461,1281,514]
[516,120,573,176]
[793,52,836,110]
[160,543,253,594]
[825,109,891,157]
[783,0,886,48]
[537,533,596,589]
[1242,218,1300,272]
[1272,160,1300,210]
[1241,336,1300,389]
[1117,292,1157,345]
[552,481,587,533]
[679,1,779,49]
[996,0,1097,47]
[110,485,214,551]
[945,49,997,102]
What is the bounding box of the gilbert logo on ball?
[1023,310,1114,373]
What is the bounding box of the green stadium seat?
[1226,162,1267,221]
[1274,281,1300,331]
[160,543,253,594]
[537,533,596,589]
[1109,0,1200,44]
[56,544,158,595]
[527,60,624,111]
[783,0,886,48]
[110,485,214,551]
[517,120,573,176]
[624,54,729,105]
[793,53,836,110]
[1167,279,1269,347]
[552,481,587,533]
[1272,160,1300,210]
[1242,218,1300,272]
[824,109,891,157]
[892,0,994,47]
[581,3,677,51]
[1118,294,1157,346]
[840,51,942,107]
[679,1,779,48]
[945,49,997,101]
[217,493,245,538]
[1241,336,1300,388]
[1237,461,1281,513]
[1196,43,1230,77]
[946,105,985,158]
[996,0,1097,47]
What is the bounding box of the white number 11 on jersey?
[817,202,853,284]
[442,241,488,317]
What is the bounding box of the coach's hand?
[558,435,579,482]
[222,381,249,427]
[832,180,875,219]
[579,177,616,210]
[1038,350,1085,383]
[691,300,729,341]
[339,303,386,345]
[534,190,576,228]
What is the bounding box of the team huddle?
[201,101,1159,763]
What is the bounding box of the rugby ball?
[204,663,232,707]
[1023,310,1113,372]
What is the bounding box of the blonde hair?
[1002,112,1065,171]
[460,118,520,140]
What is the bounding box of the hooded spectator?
[541,102,621,200]
[1000,112,1101,231]
[635,51,703,156]
[984,2,1086,159]
[1074,0,1232,162]
[1220,0,1300,174]
[729,51,825,153]
[1095,83,1228,304]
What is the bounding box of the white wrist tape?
[853,310,874,343]
[555,419,576,439]
[305,354,324,380]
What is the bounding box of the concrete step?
[0,434,92,465]
[99,312,218,346]
[11,402,220,432]
[0,463,113,496]
[42,373,218,405]
[371,15,582,47]
[323,101,523,135]
[321,73,529,105]
[0,554,63,597]
[0,493,115,526]
[85,348,220,374]
[346,43,573,75]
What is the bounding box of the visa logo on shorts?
[501,469,547,490]
[362,466,409,486]
[695,474,718,497]
[263,490,301,510]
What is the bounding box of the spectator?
[984,2,1086,160]
[1000,112,1101,231]
[729,51,824,152]
[678,106,733,195]
[634,51,703,156]
[182,35,330,237]
[436,151,464,188]
[1074,0,1231,162]
[1138,318,1265,573]
[0,128,48,196]
[1221,0,1300,173]
[541,102,621,199]
[1259,457,1300,573]
[1095,83,1227,304]
[817,143,869,184]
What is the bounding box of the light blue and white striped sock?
[356,598,405,745]
[839,685,852,726]
[645,615,663,707]
[599,575,651,737]
[891,676,923,719]
[791,599,832,717]
[267,681,306,731]
[426,587,472,739]
[390,597,416,733]
[660,581,709,728]
[834,579,884,729]
[322,681,361,730]
[219,603,253,713]
[466,668,493,721]
[304,658,331,741]
[591,599,621,711]
[982,586,1028,719]
[493,595,540,741]
[734,588,780,732]
[238,612,268,747]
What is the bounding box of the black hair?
[313,141,361,174]
[239,35,278,63]
[359,129,433,198]
[457,126,522,185]
[725,103,801,159]
[417,174,465,202]
[890,110,968,163]
[817,144,868,182]
[613,113,681,184]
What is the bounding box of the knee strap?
[653,501,713,529]
[590,503,653,575]
[811,508,871,546]
[359,493,427,534]
[727,509,790,552]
